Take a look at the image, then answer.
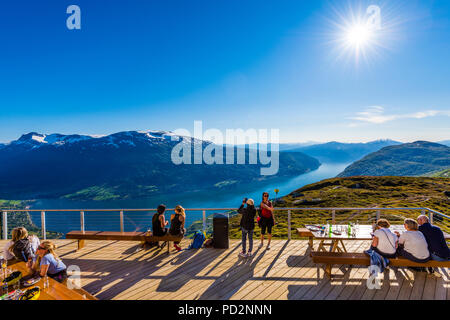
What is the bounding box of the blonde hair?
[246,199,254,206]
[8,227,29,253]
[35,240,61,270]
[404,218,419,231]
[175,205,186,218]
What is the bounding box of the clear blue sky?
[0,0,449,143]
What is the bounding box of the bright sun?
[345,24,373,48]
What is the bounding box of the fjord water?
[29,162,349,236]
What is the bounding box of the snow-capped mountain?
[0,131,320,200]
[5,130,186,150]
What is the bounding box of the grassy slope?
[0,200,62,239]
[228,176,450,239]
[421,168,450,178]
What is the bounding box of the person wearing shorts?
[259,192,275,250]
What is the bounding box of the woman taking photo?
[238,198,256,257]
[169,205,186,252]
[259,192,275,250]
[27,240,67,283]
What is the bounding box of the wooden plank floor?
[1,239,449,300]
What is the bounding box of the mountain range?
[285,140,402,163]
[0,131,320,200]
[338,141,450,177]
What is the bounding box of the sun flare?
[345,23,373,48]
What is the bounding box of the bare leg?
[260,234,264,246]
[268,234,272,246]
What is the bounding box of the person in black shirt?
[152,204,169,248]
[169,205,186,252]
[417,215,450,261]
[238,198,257,258]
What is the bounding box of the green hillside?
[228,176,450,239]
[421,168,450,178]
[338,141,450,177]
[0,200,62,239]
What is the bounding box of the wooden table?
[3,261,89,300]
[302,224,407,253]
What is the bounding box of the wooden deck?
[2,239,449,300]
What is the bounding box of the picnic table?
[2,261,91,300]
[300,224,407,253]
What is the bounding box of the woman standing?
[169,205,186,252]
[259,192,275,250]
[238,198,256,257]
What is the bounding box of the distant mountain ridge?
[286,139,401,163]
[338,141,450,177]
[0,131,320,200]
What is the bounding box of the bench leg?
[339,240,347,252]
[77,240,85,251]
[330,240,339,253]
[324,264,332,278]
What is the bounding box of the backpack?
[187,231,206,250]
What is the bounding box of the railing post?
[331,210,336,224]
[202,210,206,233]
[41,211,46,240]
[2,211,7,240]
[288,210,291,240]
[376,210,381,221]
[80,211,85,234]
[428,210,434,224]
[120,210,124,233]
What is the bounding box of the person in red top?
[259,192,276,250]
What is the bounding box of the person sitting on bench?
[152,204,169,248]
[370,219,398,259]
[417,215,450,262]
[169,205,186,252]
[394,218,430,268]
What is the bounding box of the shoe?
[266,245,271,250]
[174,244,182,252]
[239,251,246,258]
[246,252,253,257]
[258,243,263,248]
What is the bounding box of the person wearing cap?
[238,198,257,258]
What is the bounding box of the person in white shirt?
[394,218,430,263]
[371,219,398,258]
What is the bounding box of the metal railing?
[1,207,448,241]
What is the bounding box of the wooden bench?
[311,252,450,277]
[66,231,184,253]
